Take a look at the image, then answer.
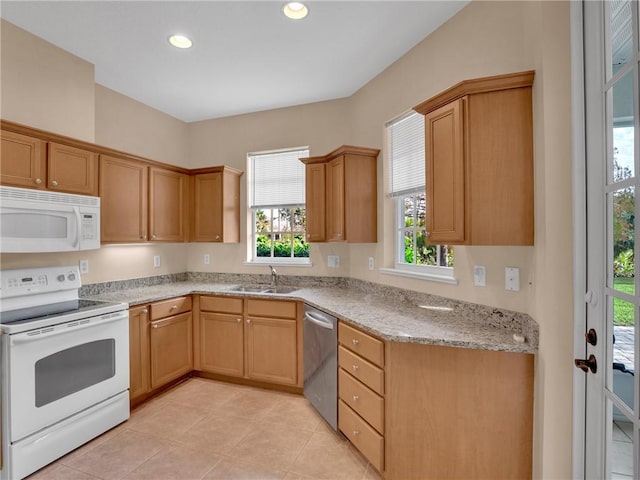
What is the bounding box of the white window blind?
[250,147,308,208]
[388,111,425,197]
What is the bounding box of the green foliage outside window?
[255,207,309,259]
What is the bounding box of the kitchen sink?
[229,285,298,294]
[229,285,270,292]
[262,286,298,294]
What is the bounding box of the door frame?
[571,0,587,477]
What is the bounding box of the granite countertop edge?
[85,281,538,355]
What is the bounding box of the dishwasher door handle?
[304,311,335,330]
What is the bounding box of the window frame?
[385,111,456,284]
[247,147,310,265]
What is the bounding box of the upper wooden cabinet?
[100,157,189,243]
[300,145,379,243]
[149,167,188,242]
[1,131,98,195]
[47,142,98,195]
[190,166,243,243]
[100,155,149,243]
[414,70,535,246]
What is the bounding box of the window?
[249,147,309,263]
[386,111,454,280]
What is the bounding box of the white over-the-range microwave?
[0,186,100,253]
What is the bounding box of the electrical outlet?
[79,259,89,275]
[204,254,211,265]
[328,255,340,268]
[505,267,520,291]
[368,257,375,270]
[153,255,161,268]
[473,265,486,286]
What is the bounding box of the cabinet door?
[100,155,148,243]
[149,167,188,242]
[246,316,297,386]
[425,98,466,244]
[149,312,193,389]
[326,156,345,242]
[0,130,47,189]
[129,305,150,402]
[192,172,223,242]
[200,311,244,377]
[47,142,98,196]
[304,162,326,242]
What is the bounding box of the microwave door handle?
[73,206,82,248]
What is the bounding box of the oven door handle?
[9,313,127,344]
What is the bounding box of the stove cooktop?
[0,299,128,334]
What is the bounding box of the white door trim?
[571,0,587,477]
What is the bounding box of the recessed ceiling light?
[283,2,309,20]
[168,34,192,49]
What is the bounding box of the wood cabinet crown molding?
[1,119,240,176]
[299,145,380,165]
[413,70,535,116]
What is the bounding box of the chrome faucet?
[269,265,277,288]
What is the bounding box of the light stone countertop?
[86,280,537,355]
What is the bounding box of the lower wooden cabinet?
[128,296,193,403]
[128,305,150,402]
[149,311,193,388]
[197,295,302,388]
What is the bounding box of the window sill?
[379,267,458,285]
[243,259,313,267]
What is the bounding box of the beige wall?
[0,2,575,477]
[95,84,188,166]
[0,19,95,141]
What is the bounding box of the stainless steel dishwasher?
[303,304,338,430]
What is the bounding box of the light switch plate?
[328,255,340,268]
[505,267,520,291]
[153,255,161,268]
[204,254,211,265]
[368,257,375,270]
[473,265,486,286]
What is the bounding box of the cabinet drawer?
[151,296,192,320]
[247,299,297,319]
[339,368,384,434]
[338,345,384,395]
[339,322,384,367]
[339,400,384,473]
[200,295,243,314]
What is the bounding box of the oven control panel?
[1,265,82,299]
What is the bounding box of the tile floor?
[27,378,381,480]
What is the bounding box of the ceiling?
[1,1,469,122]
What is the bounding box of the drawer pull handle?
[353,430,359,436]
[171,305,178,310]
[352,395,359,401]
[352,364,359,371]
[352,339,359,345]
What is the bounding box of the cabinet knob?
[215,235,220,240]
[352,339,359,345]
[142,309,148,314]
[236,318,242,323]
[51,180,58,187]
[352,364,359,371]
[352,430,359,437]
[352,395,359,401]
[151,235,157,240]
[171,305,178,310]
[246,319,251,324]
[152,324,158,329]
[35,178,42,185]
